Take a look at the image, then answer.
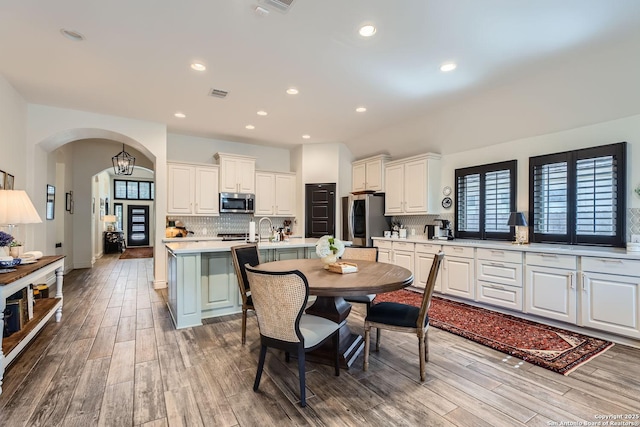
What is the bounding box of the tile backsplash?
[167,214,297,237]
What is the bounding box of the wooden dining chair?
[341,246,378,313]
[230,244,261,345]
[363,251,444,381]
[245,265,340,407]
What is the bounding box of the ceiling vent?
[208,88,228,99]
[259,0,295,13]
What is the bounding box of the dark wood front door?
[305,183,336,238]
[127,205,150,246]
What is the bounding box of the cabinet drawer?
[477,281,523,311]
[374,240,392,249]
[477,260,522,287]
[476,248,522,264]
[526,252,576,269]
[582,257,640,276]
[415,242,441,254]
[392,241,414,251]
[443,245,474,259]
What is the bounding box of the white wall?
[440,113,640,214]
[167,133,291,172]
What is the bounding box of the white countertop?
[166,238,322,254]
[372,236,640,260]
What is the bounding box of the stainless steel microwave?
[219,192,255,214]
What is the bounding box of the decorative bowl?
[0,258,21,267]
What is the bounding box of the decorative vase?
[10,246,23,258]
[321,254,338,266]
[0,246,10,257]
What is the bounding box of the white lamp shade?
[103,215,117,223]
[0,190,43,225]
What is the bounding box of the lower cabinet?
[525,253,577,323]
[374,240,393,264]
[475,248,523,311]
[581,257,640,339]
[392,241,415,274]
[442,246,475,299]
[201,253,239,319]
[414,243,442,292]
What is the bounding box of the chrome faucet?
[258,217,273,243]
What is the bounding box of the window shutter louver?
[532,161,568,235]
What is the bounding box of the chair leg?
[297,346,306,407]
[253,344,268,391]
[363,324,370,372]
[425,329,430,363]
[418,333,426,382]
[241,309,247,345]
[333,331,340,376]
[375,327,381,352]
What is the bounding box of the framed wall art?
[46,184,55,220]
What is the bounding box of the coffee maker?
[436,219,454,240]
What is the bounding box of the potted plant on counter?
[10,239,23,258]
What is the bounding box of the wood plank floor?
[1,254,639,426]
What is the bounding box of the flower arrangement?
[0,231,14,247]
[10,239,22,247]
[315,235,345,259]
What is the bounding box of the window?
[455,160,516,240]
[529,142,626,247]
[114,179,155,201]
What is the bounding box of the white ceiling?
[2,0,640,159]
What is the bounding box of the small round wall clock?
[443,186,452,196]
[442,197,452,209]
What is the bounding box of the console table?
[0,255,64,396]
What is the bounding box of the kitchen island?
[165,238,322,329]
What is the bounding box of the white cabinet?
[167,162,219,215]
[215,152,256,193]
[525,253,577,323]
[255,171,296,217]
[352,155,389,193]
[373,240,393,264]
[581,257,640,339]
[415,243,442,292]
[392,241,415,273]
[384,153,440,215]
[476,248,523,311]
[442,246,475,299]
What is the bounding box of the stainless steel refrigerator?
[342,194,390,247]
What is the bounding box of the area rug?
[373,290,614,375]
[119,247,154,259]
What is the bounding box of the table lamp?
[103,214,118,231]
[0,190,43,251]
[507,212,528,245]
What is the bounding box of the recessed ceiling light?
[190,62,206,71]
[359,25,377,37]
[246,124,255,130]
[174,112,186,118]
[355,107,367,113]
[60,29,85,42]
[302,134,311,139]
[440,62,457,72]
[257,110,268,116]
[286,88,299,95]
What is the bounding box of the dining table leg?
[304,296,364,368]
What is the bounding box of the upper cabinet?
[352,154,389,193]
[167,162,219,215]
[255,171,296,217]
[384,153,440,215]
[215,152,256,193]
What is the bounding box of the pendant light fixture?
[112,144,135,175]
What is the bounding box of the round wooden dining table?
[255,258,414,368]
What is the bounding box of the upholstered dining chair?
[230,244,261,345]
[245,265,340,407]
[363,251,444,381]
[341,246,379,313]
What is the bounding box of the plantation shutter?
[532,161,568,235]
[457,173,480,233]
[485,169,511,233]
[575,155,616,236]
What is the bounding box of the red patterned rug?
[374,290,614,375]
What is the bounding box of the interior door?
[127,205,150,246]
[305,183,335,238]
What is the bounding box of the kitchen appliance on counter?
[436,219,454,240]
[342,193,390,247]
[219,192,255,214]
